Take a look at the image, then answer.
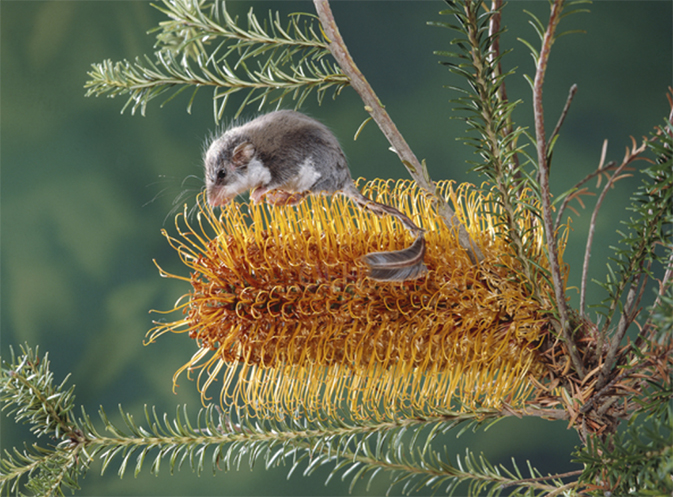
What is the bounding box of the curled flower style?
[147,180,561,419]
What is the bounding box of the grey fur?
[204,110,350,202]
[204,110,427,282]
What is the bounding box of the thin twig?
[592,139,650,355]
[650,250,673,314]
[588,140,649,369]
[580,158,632,317]
[580,361,649,414]
[553,153,618,231]
[533,0,585,378]
[600,271,642,372]
[500,403,569,420]
[538,84,578,186]
[555,136,605,232]
[596,264,651,390]
[630,259,652,317]
[313,0,484,263]
[487,0,502,69]
[548,84,578,152]
[500,469,583,489]
[634,251,673,349]
[545,481,582,497]
[634,252,673,350]
[488,0,521,177]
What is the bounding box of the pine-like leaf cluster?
[84,0,349,120]
[574,290,673,495]
[574,397,673,495]
[3,0,672,495]
[2,345,576,496]
[429,1,546,299]
[0,345,84,496]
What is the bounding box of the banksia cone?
[147,180,560,420]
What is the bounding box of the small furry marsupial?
[203,110,426,281]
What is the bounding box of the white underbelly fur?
[283,158,322,192]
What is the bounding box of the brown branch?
[579,158,632,317]
[652,251,673,312]
[597,262,651,390]
[488,0,521,176]
[500,402,569,420]
[591,134,659,386]
[487,0,502,68]
[312,0,484,263]
[633,250,673,348]
[580,361,650,414]
[545,481,582,497]
[592,139,650,349]
[599,268,641,378]
[533,0,585,378]
[553,151,618,231]
[500,470,583,489]
[548,84,578,153]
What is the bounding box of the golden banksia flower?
[147,179,561,420]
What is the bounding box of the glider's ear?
[231,142,255,168]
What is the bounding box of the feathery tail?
[341,183,427,282]
[363,233,427,281]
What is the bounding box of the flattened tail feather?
[338,183,428,281]
[362,233,428,282]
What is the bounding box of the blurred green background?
[1,1,671,495]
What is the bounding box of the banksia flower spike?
[148,180,562,420]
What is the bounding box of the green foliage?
[2,0,671,495]
[2,344,575,496]
[650,287,673,344]
[430,2,536,283]
[574,399,673,495]
[0,345,85,496]
[0,345,76,440]
[573,271,673,495]
[429,0,591,306]
[84,0,349,120]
